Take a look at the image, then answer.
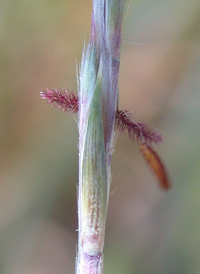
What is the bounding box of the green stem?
[77,1,124,273]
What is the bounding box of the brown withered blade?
[139,143,170,190]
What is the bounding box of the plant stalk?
[77,1,124,273]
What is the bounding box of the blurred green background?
[1,0,200,273]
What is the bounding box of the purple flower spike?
[40,88,79,113]
[116,109,163,144]
[40,89,162,145]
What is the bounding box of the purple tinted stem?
[77,1,124,274]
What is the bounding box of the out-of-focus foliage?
[0,0,200,273]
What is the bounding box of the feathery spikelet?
[40,88,79,113]
[40,90,162,145]
[116,109,162,144]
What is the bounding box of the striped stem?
[77,1,124,273]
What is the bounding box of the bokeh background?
[1,0,200,273]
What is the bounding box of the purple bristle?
[40,88,79,113]
[116,109,162,144]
